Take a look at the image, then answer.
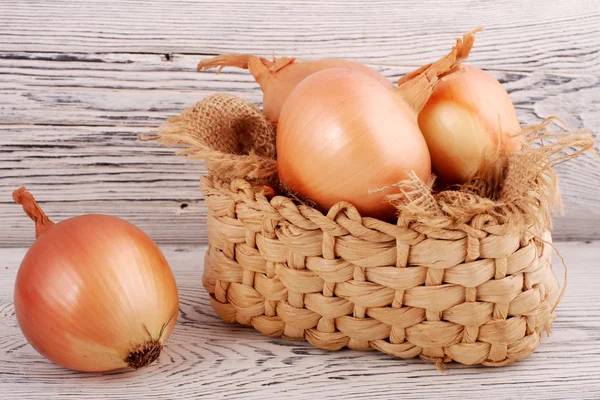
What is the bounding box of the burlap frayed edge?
[381,116,596,235]
[139,94,278,186]
[140,131,278,185]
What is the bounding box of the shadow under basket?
[200,175,561,369]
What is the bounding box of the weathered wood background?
[1,0,599,248]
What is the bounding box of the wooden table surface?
[2,0,600,398]
[1,242,599,399]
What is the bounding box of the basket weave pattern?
[201,176,560,367]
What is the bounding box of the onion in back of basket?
[12,187,179,372]
[416,65,522,185]
[197,54,394,123]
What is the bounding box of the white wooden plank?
[1,52,599,127]
[0,124,207,247]
[0,242,598,399]
[1,53,598,245]
[0,0,599,73]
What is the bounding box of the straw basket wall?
[200,175,560,368]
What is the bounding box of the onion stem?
[396,28,482,115]
[12,187,54,238]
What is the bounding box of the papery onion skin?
[198,54,394,123]
[13,189,179,372]
[418,65,522,185]
[276,68,431,220]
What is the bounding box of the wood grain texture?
[1,124,208,247]
[1,52,598,245]
[1,0,599,73]
[0,242,598,399]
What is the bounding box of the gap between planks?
[2,51,600,78]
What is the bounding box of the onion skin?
[198,54,394,123]
[418,65,522,185]
[277,68,431,220]
[13,189,179,372]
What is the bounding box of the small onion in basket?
[417,65,522,185]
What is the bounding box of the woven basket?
[200,175,560,368]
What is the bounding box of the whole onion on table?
[12,187,179,372]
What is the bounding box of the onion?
[416,64,522,185]
[12,187,179,372]
[197,54,393,123]
[276,30,478,220]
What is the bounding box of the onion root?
[125,339,163,369]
